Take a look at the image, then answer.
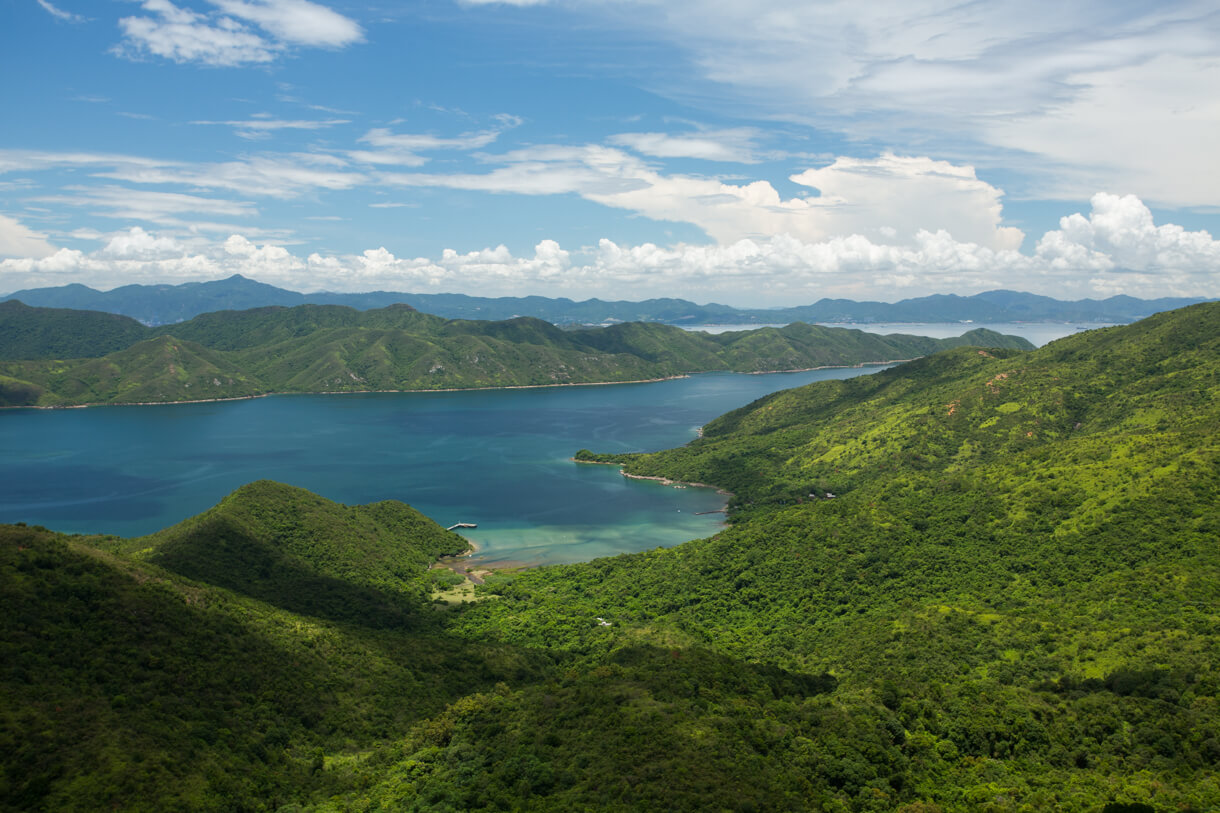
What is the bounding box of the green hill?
[0,302,1033,406]
[456,303,1220,809]
[115,481,470,627]
[3,306,1214,811]
[0,299,149,360]
[0,486,551,812]
[0,334,261,406]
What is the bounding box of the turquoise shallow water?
[1,366,890,566]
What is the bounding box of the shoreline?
[436,537,489,584]
[436,536,535,583]
[620,471,734,496]
[743,359,911,375]
[2,359,911,411]
[0,374,692,411]
[573,458,735,498]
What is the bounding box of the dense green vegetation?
[0,485,553,811]
[110,481,471,627]
[2,304,1216,811]
[0,299,149,360]
[483,304,1220,809]
[2,273,1206,325]
[0,301,1031,406]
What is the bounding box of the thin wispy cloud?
[190,116,351,140]
[0,149,179,174]
[607,128,763,164]
[350,116,523,167]
[34,185,259,223]
[537,0,1220,209]
[100,159,365,199]
[37,0,87,23]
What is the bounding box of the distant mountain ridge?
[0,300,1033,406]
[2,274,1207,325]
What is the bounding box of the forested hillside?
[0,301,1031,407]
[0,483,552,811]
[2,305,1215,811]
[470,303,1220,809]
[0,299,149,360]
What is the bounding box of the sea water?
[1,366,891,566]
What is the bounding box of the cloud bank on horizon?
[1,0,1217,305]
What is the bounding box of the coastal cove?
[2,365,895,567]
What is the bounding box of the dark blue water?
[1,366,889,565]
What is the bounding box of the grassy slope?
[0,302,1033,406]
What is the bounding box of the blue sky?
[1,0,1218,305]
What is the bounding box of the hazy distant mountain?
[1,274,1208,326]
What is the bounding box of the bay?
[1,365,891,566]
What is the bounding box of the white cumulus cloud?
[2,195,1215,303]
[98,226,186,259]
[114,0,362,66]
[116,0,278,66]
[789,154,1025,250]
[1037,193,1220,274]
[384,148,1024,249]
[0,215,58,260]
[210,0,363,48]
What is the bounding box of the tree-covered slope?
[0,299,149,360]
[0,335,262,406]
[0,302,1032,406]
[0,488,552,812]
[115,481,469,627]
[150,302,432,350]
[1,306,1216,811]
[453,303,1220,810]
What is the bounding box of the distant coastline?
[0,374,692,410]
[2,360,910,410]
